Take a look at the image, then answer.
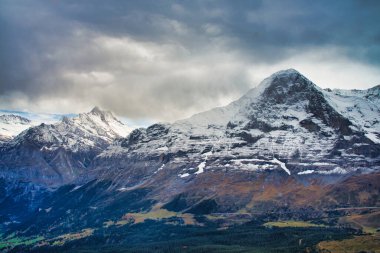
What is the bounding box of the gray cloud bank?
[0,0,379,121]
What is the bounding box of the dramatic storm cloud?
[0,0,379,122]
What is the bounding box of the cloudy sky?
[0,0,379,122]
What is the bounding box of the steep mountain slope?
[0,107,132,187]
[324,85,380,144]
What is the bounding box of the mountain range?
[0,69,379,252]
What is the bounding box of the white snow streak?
[271,158,291,175]
[298,170,315,175]
[154,163,165,174]
[179,173,190,178]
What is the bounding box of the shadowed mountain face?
[0,70,379,251]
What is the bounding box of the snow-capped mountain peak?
[234,69,301,103]
[74,106,131,138]
[90,106,103,114]
[0,114,33,139]
[10,107,132,152]
[0,114,31,124]
[102,69,379,184]
[0,107,134,186]
[181,68,320,127]
[89,106,117,122]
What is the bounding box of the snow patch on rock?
[270,158,291,175]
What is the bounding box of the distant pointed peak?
[0,114,31,123]
[91,106,103,114]
[86,106,123,124]
[89,106,114,117]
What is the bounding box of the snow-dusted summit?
[95,69,379,185]
[11,106,132,152]
[0,114,33,140]
[0,107,132,186]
